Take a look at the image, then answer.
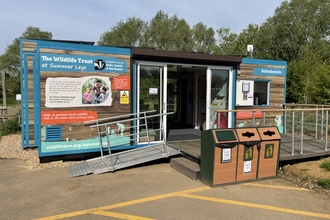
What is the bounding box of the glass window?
[254,81,270,106]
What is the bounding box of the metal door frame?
[206,66,234,129]
[136,62,168,140]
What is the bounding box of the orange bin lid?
[235,128,260,142]
[257,127,281,140]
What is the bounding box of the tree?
[286,46,328,104]
[0,26,52,101]
[254,0,330,104]
[257,0,330,62]
[214,24,261,57]
[237,24,261,58]
[0,26,52,77]
[191,22,216,54]
[98,17,147,47]
[215,27,239,55]
[143,10,193,51]
[310,63,330,104]
[98,11,194,52]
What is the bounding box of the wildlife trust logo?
[94,59,105,70]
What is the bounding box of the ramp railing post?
[160,112,169,156]
[143,112,151,145]
[321,108,324,140]
[284,104,287,134]
[292,111,295,155]
[104,124,114,168]
[315,108,318,139]
[97,121,103,157]
[300,111,304,154]
[326,110,328,151]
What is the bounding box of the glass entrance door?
[137,64,167,141]
[206,68,233,129]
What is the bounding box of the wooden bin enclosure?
[201,129,239,187]
[235,128,260,182]
[256,127,281,179]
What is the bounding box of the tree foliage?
[0,26,52,77]
[191,22,216,53]
[143,11,193,51]
[97,3,330,104]
[215,24,260,56]
[257,0,330,62]
[0,26,52,101]
[98,17,147,47]
[286,46,320,103]
[215,27,239,55]
[257,0,330,103]
[2,1,330,105]
[99,10,210,52]
[237,24,260,57]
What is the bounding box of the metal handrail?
[216,108,330,112]
[83,110,157,125]
[284,103,330,107]
[216,107,330,155]
[88,112,173,128]
[87,111,174,161]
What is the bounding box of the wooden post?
[2,70,6,106]
[1,70,6,119]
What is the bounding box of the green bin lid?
[215,130,237,142]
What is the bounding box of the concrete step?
[170,157,200,180]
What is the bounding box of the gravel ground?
[0,134,80,170]
[279,157,330,194]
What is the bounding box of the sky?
[0,0,284,54]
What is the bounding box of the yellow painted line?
[35,186,210,220]
[96,186,210,210]
[35,210,90,220]
[178,193,330,219]
[91,210,155,220]
[243,183,310,191]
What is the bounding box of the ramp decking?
[68,144,181,177]
[167,133,330,162]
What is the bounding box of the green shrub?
[300,168,309,172]
[0,96,18,106]
[0,117,20,136]
[317,178,330,190]
[302,176,309,181]
[320,161,330,171]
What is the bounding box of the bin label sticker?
[244,161,252,174]
[244,146,253,161]
[221,148,231,163]
[265,144,274,158]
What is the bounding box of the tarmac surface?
[1,157,330,220]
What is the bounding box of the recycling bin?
[256,127,281,179]
[201,129,239,187]
[235,128,261,182]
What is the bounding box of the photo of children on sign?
[82,78,110,104]
[45,76,113,107]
